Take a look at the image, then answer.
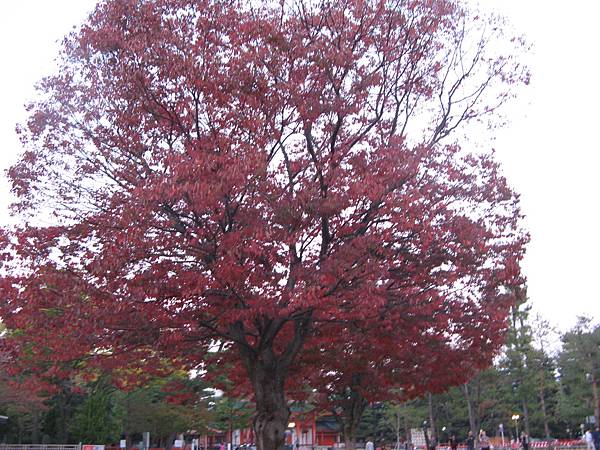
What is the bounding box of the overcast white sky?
[0,1,598,334]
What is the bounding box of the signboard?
[120,440,127,448]
[82,445,105,450]
[411,429,426,447]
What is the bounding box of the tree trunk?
[538,383,550,439]
[166,432,177,450]
[427,393,437,448]
[395,408,401,450]
[423,426,430,450]
[405,411,412,449]
[252,362,290,450]
[521,400,530,436]
[340,386,368,450]
[32,410,40,444]
[17,416,22,444]
[58,393,68,443]
[462,384,478,437]
[344,429,357,450]
[231,314,312,450]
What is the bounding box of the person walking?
[586,429,594,450]
[466,431,475,450]
[449,435,458,450]
[520,432,529,450]
[366,438,375,450]
[478,431,490,450]
[592,427,600,450]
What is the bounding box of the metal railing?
[0,445,81,450]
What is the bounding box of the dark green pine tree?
[557,317,600,431]
[498,292,545,438]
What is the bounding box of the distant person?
[520,432,529,450]
[449,435,458,450]
[478,431,490,450]
[592,427,600,450]
[466,431,475,450]
[366,438,375,450]
[586,429,594,450]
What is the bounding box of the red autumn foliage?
[0,1,528,450]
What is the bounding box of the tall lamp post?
[423,421,430,450]
[286,422,296,450]
[511,415,520,442]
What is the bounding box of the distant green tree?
[493,297,561,439]
[209,396,254,444]
[383,399,430,446]
[71,379,122,444]
[42,381,85,444]
[120,376,203,448]
[557,318,600,430]
[501,299,538,436]
[356,403,396,445]
[460,368,515,439]
[0,364,47,444]
[382,401,425,449]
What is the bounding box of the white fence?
[0,445,81,450]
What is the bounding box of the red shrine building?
[197,415,341,450]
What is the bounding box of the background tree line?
[1,304,598,446]
[355,307,600,446]
[0,368,250,447]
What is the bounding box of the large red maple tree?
[0,1,528,450]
